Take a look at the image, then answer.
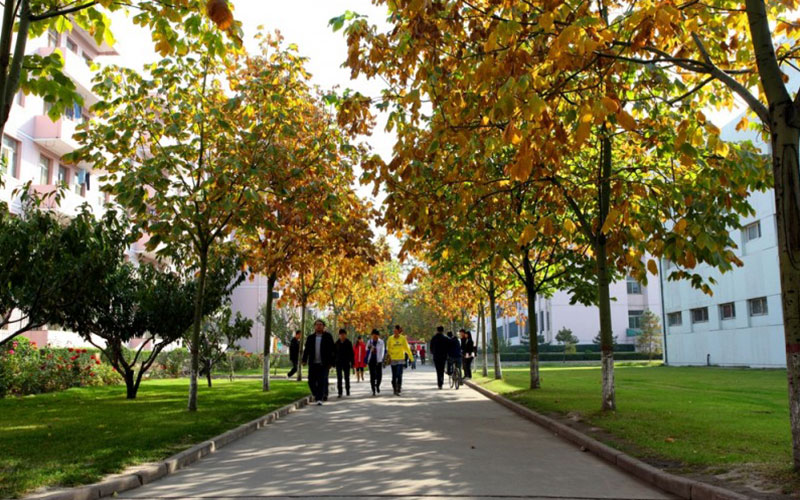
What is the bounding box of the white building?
[491,275,661,347]
[660,115,785,368]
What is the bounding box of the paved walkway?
[122,366,674,500]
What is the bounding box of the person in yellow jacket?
[386,325,415,395]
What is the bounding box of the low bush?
[0,338,121,397]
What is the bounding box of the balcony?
[36,47,99,105]
[33,115,81,157]
[28,184,94,217]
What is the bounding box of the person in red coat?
[353,335,367,382]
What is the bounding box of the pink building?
[0,27,150,348]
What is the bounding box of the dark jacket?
[302,331,335,367]
[334,338,355,367]
[429,333,449,361]
[289,337,300,363]
[448,336,462,358]
[460,337,475,358]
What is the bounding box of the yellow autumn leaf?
[600,208,619,234]
[674,218,688,234]
[519,224,537,246]
[564,219,577,233]
[602,96,619,113]
[575,121,591,145]
[647,259,659,275]
[616,110,637,131]
[539,12,554,31]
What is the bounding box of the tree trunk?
[480,300,488,377]
[597,135,616,412]
[489,281,502,379]
[743,0,800,468]
[770,114,800,468]
[262,274,276,391]
[523,254,540,389]
[124,369,137,400]
[0,0,30,140]
[296,298,306,381]
[206,364,212,388]
[187,248,209,412]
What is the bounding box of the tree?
[334,0,764,412]
[0,0,235,140]
[555,327,579,362]
[198,305,253,387]
[596,0,800,467]
[636,310,663,362]
[70,30,264,411]
[0,196,118,347]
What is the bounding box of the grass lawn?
[0,378,309,498]
[476,364,795,493]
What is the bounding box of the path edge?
[28,393,313,500]
[465,380,752,500]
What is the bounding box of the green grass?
[476,364,794,489]
[0,378,309,498]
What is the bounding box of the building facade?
[659,112,786,368]
[0,28,154,348]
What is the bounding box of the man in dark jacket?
[287,330,301,378]
[429,326,449,389]
[446,331,462,377]
[334,329,355,398]
[302,320,335,405]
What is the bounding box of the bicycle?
[449,361,461,390]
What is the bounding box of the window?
[82,52,92,66]
[744,221,762,242]
[749,297,768,317]
[66,38,78,53]
[628,310,644,330]
[58,165,69,187]
[626,276,642,294]
[539,310,544,333]
[546,311,550,331]
[1,135,18,177]
[74,168,85,195]
[38,155,51,185]
[667,312,682,327]
[47,29,58,48]
[64,103,82,122]
[719,302,736,320]
[691,307,709,324]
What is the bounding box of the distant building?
[485,274,661,348]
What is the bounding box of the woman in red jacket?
[353,335,367,382]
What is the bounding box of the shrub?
[0,337,121,397]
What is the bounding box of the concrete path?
[121,366,675,500]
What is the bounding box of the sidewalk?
[121,365,675,499]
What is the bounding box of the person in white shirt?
[365,329,385,396]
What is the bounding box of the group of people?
[287,320,476,405]
[288,320,416,404]
[429,327,476,389]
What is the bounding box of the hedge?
[498,351,658,362]
[493,343,635,354]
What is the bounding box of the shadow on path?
[121,366,675,500]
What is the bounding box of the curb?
[465,381,752,500]
[29,394,313,500]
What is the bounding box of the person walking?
[460,329,475,379]
[429,326,449,389]
[446,331,462,380]
[386,325,414,395]
[334,329,354,398]
[365,329,385,396]
[353,335,367,383]
[287,330,301,378]
[302,320,335,405]
[420,345,426,366]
